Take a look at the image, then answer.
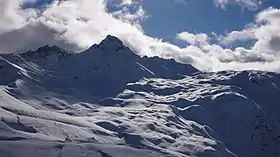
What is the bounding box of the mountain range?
[0,35,280,157]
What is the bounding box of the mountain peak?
[21,45,72,60]
[98,35,126,51]
[36,45,64,52]
[102,35,123,44]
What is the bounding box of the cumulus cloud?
[219,7,280,54]
[177,7,280,72]
[253,8,280,53]
[217,28,256,45]
[1,0,280,73]
[177,32,209,46]
[0,0,147,53]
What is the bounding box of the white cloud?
[217,28,255,45]
[253,8,280,54]
[1,0,280,73]
[119,0,137,6]
[0,0,147,53]
[177,32,209,46]
[214,0,262,10]
[176,8,280,72]
[112,5,147,24]
[174,8,280,71]
[219,7,280,55]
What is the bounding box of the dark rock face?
[20,45,72,61]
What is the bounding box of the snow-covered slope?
[0,35,280,157]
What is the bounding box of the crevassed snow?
[0,35,279,157]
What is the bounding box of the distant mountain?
[20,45,72,61]
[0,35,279,157]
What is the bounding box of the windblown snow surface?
[0,35,280,157]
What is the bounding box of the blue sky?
[27,0,280,47]
[140,0,257,46]
[131,0,280,46]
[2,0,280,72]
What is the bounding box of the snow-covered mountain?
[0,35,280,157]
